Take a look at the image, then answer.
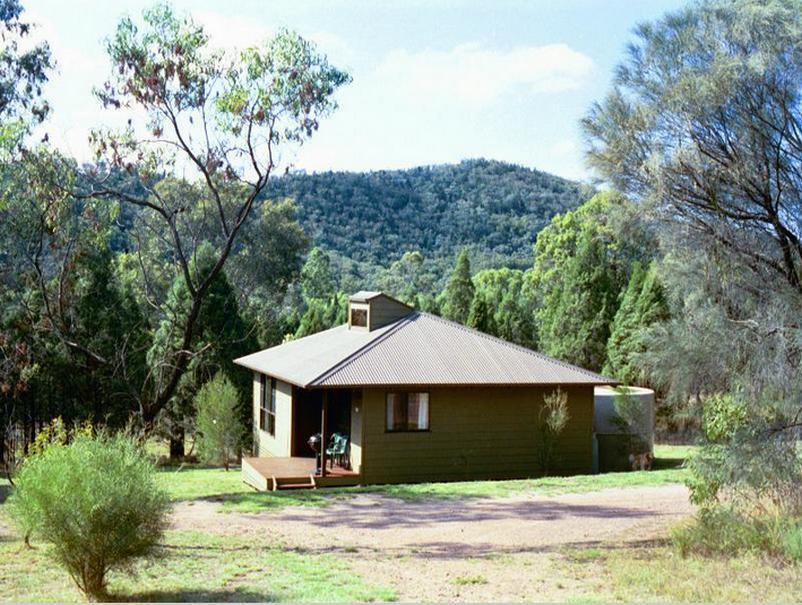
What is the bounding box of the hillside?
[263,159,591,278]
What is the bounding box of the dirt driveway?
[173,484,693,601]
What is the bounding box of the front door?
[291,388,353,457]
[291,387,321,457]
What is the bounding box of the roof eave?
[309,379,620,388]
[232,358,311,389]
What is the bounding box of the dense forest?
[262,159,590,287]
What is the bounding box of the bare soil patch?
[172,484,693,601]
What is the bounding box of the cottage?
[234,291,617,490]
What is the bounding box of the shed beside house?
[234,291,617,490]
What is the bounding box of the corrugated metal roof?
[235,310,616,387]
[233,320,401,387]
[349,291,382,302]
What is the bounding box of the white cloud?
[373,43,594,107]
[193,10,351,64]
[194,11,273,50]
[290,42,595,180]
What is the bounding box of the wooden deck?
[242,456,360,491]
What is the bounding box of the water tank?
[593,386,655,473]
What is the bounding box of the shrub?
[701,393,747,443]
[782,524,802,562]
[672,507,772,558]
[685,392,802,512]
[195,373,245,470]
[535,388,570,475]
[8,430,169,599]
[672,505,802,562]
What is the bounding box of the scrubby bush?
[673,506,802,562]
[782,525,802,562]
[673,392,802,562]
[9,428,169,599]
[672,507,782,558]
[535,388,570,475]
[194,373,246,470]
[701,393,747,444]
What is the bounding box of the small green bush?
[8,430,169,599]
[536,388,570,475]
[672,507,798,560]
[194,373,245,470]
[673,508,766,557]
[782,525,802,562]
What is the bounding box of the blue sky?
[27,0,688,182]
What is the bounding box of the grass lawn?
[155,444,692,513]
[0,530,396,602]
[4,443,802,602]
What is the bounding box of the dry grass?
[560,542,802,603]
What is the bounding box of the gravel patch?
[171,484,693,601]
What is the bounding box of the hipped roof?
[234,311,617,388]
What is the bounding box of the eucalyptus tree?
[0,0,54,466]
[0,0,52,132]
[79,4,349,426]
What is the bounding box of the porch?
[242,456,361,491]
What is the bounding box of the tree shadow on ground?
[286,536,672,561]
[652,456,687,470]
[113,588,276,602]
[0,483,12,504]
[272,496,655,531]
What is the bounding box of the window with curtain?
[260,375,276,436]
[386,392,429,431]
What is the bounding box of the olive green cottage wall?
[355,385,594,485]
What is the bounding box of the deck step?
[276,480,315,490]
[273,475,316,490]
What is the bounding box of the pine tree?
[195,373,245,471]
[531,192,650,372]
[604,261,668,384]
[538,229,622,371]
[440,248,475,324]
[467,294,495,334]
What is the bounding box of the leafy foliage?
[535,388,570,475]
[0,0,51,126]
[195,373,245,470]
[585,1,802,556]
[672,506,792,559]
[532,192,654,372]
[301,247,336,301]
[469,267,537,348]
[294,293,347,339]
[604,261,668,385]
[376,250,437,308]
[439,248,475,324]
[262,159,589,288]
[8,429,169,599]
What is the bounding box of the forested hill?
[263,159,590,272]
